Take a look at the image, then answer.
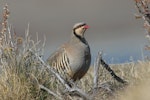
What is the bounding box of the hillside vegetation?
[0,4,150,100]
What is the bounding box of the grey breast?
[66,38,91,81]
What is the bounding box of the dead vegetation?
[0,2,150,100]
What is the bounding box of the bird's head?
[73,22,89,38]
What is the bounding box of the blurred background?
[0,0,149,64]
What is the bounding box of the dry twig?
[93,51,102,89]
[100,58,127,84]
[39,85,63,100]
[134,0,150,49]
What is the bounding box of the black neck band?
[73,30,86,44]
[73,29,82,39]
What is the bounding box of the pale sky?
[0,0,149,63]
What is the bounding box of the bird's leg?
[68,79,76,88]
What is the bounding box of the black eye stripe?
[74,24,86,30]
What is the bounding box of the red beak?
[84,25,90,29]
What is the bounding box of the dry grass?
[0,4,150,100]
[116,61,150,100]
[81,61,150,100]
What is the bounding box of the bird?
[47,22,91,84]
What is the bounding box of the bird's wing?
[47,45,73,79]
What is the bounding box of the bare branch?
[100,58,127,84]
[39,85,63,100]
[30,74,62,99]
[64,87,92,100]
[93,51,102,89]
[134,0,150,34]
[133,0,150,49]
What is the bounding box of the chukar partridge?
[47,22,91,82]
